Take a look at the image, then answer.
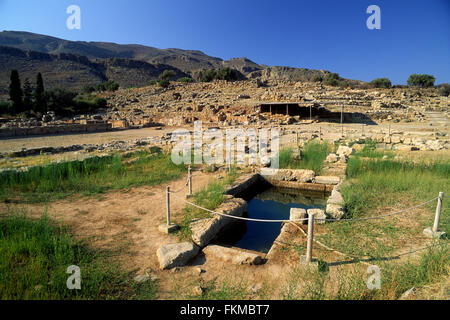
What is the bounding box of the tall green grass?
[279,141,330,174]
[318,156,449,264]
[282,245,448,300]
[352,138,394,159]
[343,158,450,227]
[0,150,186,203]
[0,210,156,299]
[178,168,239,239]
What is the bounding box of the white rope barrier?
[170,192,309,223]
[170,192,438,224]
[168,177,190,194]
[318,197,438,222]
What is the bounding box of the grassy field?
[0,149,187,203]
[280,244,448,300]
[0,209,156,300]
[178,168,239,240]
[318,145,449,262]
[279,141,331,174]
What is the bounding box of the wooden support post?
[389,124,391,136]
[433,192,444,232]
[424,192,445,238]
[286,104,289,116]
[166,186,171,226]
[188,166,193,196]
[158,186,179,234]
[305,212,315,263]
[309,105,312,121]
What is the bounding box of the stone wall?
[0,122,113,138]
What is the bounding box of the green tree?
[311,75,323,82]
[23,78,33,110]
[200,69,217,82]
[83,85,95,94]
[34,72,46,113]
[45,88,77,115]
[158,79,170,88]
[159,70,176,81]
[104,80,120,92]
[322,73,341,86]
[9,70,23,113]
[371,78,392,88]
[407,74,435,88]
[215,67,240,81]
[158,70,176,87]
[177,77,195,83]
[437,83,450,97]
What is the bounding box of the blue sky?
[0,0,449,84]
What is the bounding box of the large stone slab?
[327,188,345,206]
[190,197,247,247]
[326,204,346,220]
[290,208,307,224]
[315,176,340,185]
[307,208,327,224]
[260,168,315,182]
[336,146,355,157]
[203,245,263,265]
[266,180,328,192]
[156,242,200,270]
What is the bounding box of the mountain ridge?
[0,30,352,95]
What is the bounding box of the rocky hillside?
[0,45,188,94]
[0,30,364,95]
[0,31,261,74]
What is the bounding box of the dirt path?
[0,172,215,274]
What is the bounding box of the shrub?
[323,73,341,86]
[159,70,176,81]
[45,88,78,115]
[215,67,240,81]
[73,96,107,114]
[82,85,95,94]
[96,83,106,92]
[200,68,241,82]
[201,69,217,82]
[338,80,352,89]
[407,74,435,88]
[97,80,119,92]
[311,75,323,82]
[158,79,170,88]
[104,80,119,92]
[0,101,12,115]
[177,77,195,83]
[149,80,158,86]
[371,78,392,88]
[437,83,450,96]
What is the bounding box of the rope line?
[170,192,309,222]
[168,176,190,194]
[170,192,438,224]
[318,197,438,222]
[288,222,372,266]
[288,222,447,266]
